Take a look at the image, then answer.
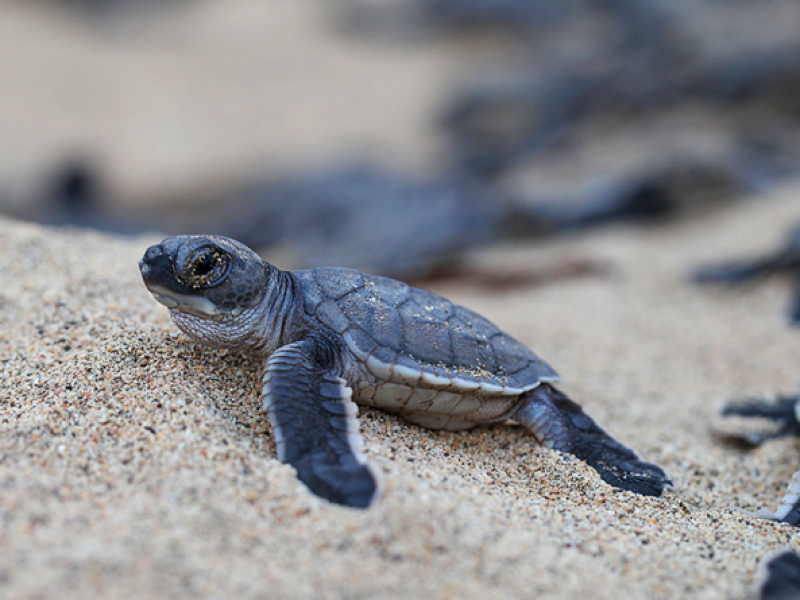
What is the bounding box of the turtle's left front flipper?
[263,339,378,509]
[516,384,671,497]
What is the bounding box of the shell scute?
[373,382,413,408]
[314,268,365,300]
[452,306,501,338]
[491,334,534,375]
[370,345,397,367]
[403,388,440,412]
[338,289,403,350]
[406,289,455,321]
[401,318,452,363]
[391,359,424,387]
[365,276,410,307]
[342,328,378,359]
[315,299,351,334]
[450,331,498,374]
[300,276,326,315]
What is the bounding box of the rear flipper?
[719,395,800,447]
[515,384,670,497]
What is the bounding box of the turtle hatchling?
[718,394,800,526]
[139,234,670,508]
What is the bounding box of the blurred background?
[1,0,800,282]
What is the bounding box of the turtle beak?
[139,244,165,283]
[139,246,183,310]
[139,243,175,304]
[138,259,151,279]
[138,241,223,316]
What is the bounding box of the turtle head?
[140,235,284,350]
[139,234,267,317]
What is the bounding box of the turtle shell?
[293,268,559,395]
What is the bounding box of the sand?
[0,185,798,599]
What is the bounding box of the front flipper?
[719,396,800,447]
[753,471,800,527]
[263,339,378,508]
[691,256,781,285]
[515,384,670,497]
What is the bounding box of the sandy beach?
[2,1,800,597]
[0,186,798,599]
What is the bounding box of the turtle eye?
[182,247,231,288]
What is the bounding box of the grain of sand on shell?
[2,186,800,599]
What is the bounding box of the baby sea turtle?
[139,234,670,508]
[718,394,800,525]
[693,224,800,326]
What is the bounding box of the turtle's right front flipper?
[263,339,378,509]
[515,384,671,497]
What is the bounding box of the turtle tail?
[515,384,671,497]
